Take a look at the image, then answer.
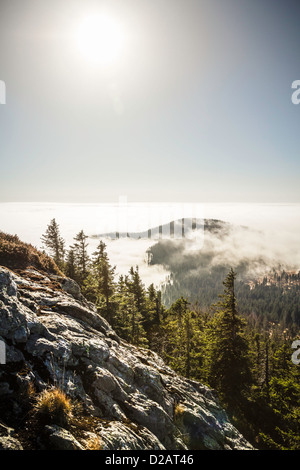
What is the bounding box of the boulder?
[0,435,23,450]
[43,425,84,450]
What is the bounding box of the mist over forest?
[148,219,300,327]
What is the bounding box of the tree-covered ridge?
[40,219,300,450]
[160,269,300,328]
[147,233,300,329]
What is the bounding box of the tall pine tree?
[41,219,65,269]
[73,230,89,285]
[206,268,251,408]
[84,241,116,324]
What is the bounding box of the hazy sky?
[1,0,300,203]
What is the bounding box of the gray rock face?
[94,421,166,450]
[60,278,82,300]
[43,425,84,450]
[0,266,254,450]
[0,435,24,450]
[0,422,23,450]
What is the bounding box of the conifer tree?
[73,230,89,285]
[93,241,115,306]
[84,240,116,323]
[65,247,77,280]
[161,297,192,376]
[206,268,251,407]
[127,266,147,325]
[114,274,148,346]
[41,219,65,269]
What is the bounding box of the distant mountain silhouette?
[92,218,231,240]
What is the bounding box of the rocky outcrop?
[43,425,84,450]
[0,266,254,450]
[0,422,23,450]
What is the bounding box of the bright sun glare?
[77,13,125,66]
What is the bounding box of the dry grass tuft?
[174,402,185,421]
[35,387,73,426]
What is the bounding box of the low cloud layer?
[0,202,299,287]
[149,218,300,282]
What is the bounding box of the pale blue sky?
[0,0,300,203]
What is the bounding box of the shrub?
[174,402,185,421]
[35,387,73,426]
[0,231,62,275]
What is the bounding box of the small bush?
[174,402,185,421]
[35,388,73,426]
[0,231,62,275]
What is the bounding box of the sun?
[77,13,125,67]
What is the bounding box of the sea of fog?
[0,202,299,287]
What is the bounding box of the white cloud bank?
[0,202,299,286]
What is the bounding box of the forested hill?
[158,265,300,328]
[147,221,300,329]
[93,218,233,241]
[1,221,298,450]
[0,229,255,451]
